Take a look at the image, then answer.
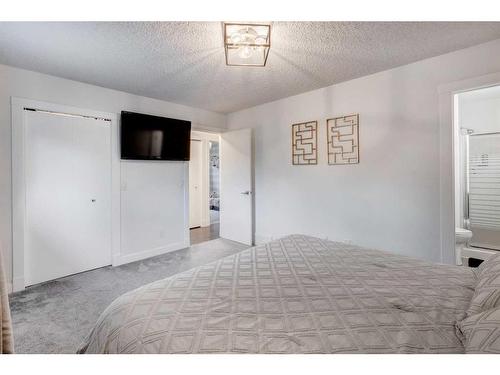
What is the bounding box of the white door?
[24,110,112,286]
[189,140,203,228]
[220,128,253,245]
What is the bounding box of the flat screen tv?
[120,111,191,161]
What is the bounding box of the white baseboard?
[112,240,189,267]
[254,233,273,245]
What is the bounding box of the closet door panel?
[24,110,111,286]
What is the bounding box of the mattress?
[79,235,476,354]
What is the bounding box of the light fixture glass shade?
[224,23,271,67]
[238,45,253,59]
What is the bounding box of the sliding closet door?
[24,110,112,286]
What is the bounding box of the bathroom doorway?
[455,85,500,253]
[189,131,221,245]
[209,140,220,226]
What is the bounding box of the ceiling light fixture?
[223,23,271,67]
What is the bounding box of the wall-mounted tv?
[120,111,191,161]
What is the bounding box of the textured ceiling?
[1,22,500,113]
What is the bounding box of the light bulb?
[238,46,253,59]
[230,32,242,44]
[255,35,266,44]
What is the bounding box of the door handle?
[241,191,252,195]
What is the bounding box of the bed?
[79,234,499,354]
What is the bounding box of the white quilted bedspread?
[79,235,476,354]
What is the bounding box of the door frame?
[438,71,500,265]
[11,97,120,292]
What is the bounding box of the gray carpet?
[9,238,248,354]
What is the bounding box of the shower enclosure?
[463,131,500,250]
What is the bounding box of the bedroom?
[1,0,500,372]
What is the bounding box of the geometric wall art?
[291,121,318,165]
[326,114,359,165]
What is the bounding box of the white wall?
[0,63,226,285]
[227,39,500,263]
[118,161,189,264]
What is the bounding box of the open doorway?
[454,85,500,265]
[209,141,220,226]
[189,128,253,247]
[189,131,221,245]
[209,140,220,225]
